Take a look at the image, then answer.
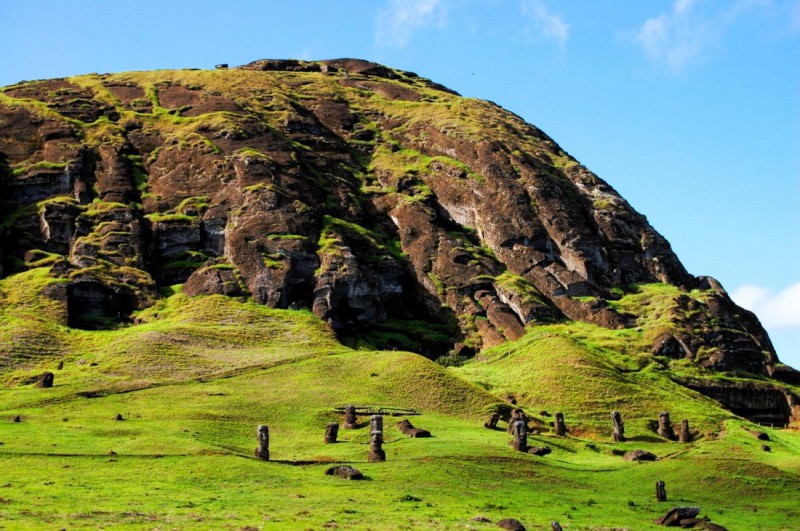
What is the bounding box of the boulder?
[325,465,363,480]
[497,518,526,531]
[624,450,657,462]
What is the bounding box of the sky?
[1,0,798,365]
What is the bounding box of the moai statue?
[679,419,692,443]
[343,405,357,429]
[658,411,675,440]
[368,429,386,462]
[37,372,54,388]
[507,409,526,433]
[370,414,383,434]
[324,422,339,444]
[552,522,564,531]
[656,480,667,502]
[484,412,500,429]
[255,425,269,460]
[510,420,528,452]
[611,411,625,442]
[554,412,567,436]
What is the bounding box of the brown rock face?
[0,58,779,374]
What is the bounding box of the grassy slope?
[0,270,799,529]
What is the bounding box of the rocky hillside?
[0,59,786,379]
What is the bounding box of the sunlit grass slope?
[1,271,799,529]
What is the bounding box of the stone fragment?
[325,465,363,480]
[762,444,771,452]
[751,430,770,441]
[554,412,567,436]
[343,405,357,429]
[497,518,526,530]
[679,419,692,443]
[324,422,339,444]
[658,411,675,440]
[36,372,54,388]
[255,425,269,460]
[623,450,657,462]
[612,410,625,442]
[12,415,21,423]
[656,480,667,502]
[115,413,124,421]
[397,419,431,438]
[484,412,500,429]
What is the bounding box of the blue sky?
[1,0,798,365]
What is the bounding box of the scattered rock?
[624,450,657,462]
[12,416,21,423]
[115,413,124,421]
[497,518,526,530]
[56,361,64,370]
[471,516,491,522]
[325,465,363,480]
[215,64,228,69]
[762,444,771,452]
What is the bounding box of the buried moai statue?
[484,412,500,430]
[510,420,528,452]
[368,432,386,462]
[37,372,54,388]
[324,422,339,444]
[554,412,567,436]
[658,411,675,440]
[255,425,269,460]
[343,405,357,429]
[679,419,692,443]
[656,480,667,502]
[611,411,625,442]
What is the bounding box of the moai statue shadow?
[255,425,269,460]
[658,411,675,440]
[679,419,692,443]
[324,422,339,444]
[611,411,625,442]
[554,412,567,436]
[343,405,357,429]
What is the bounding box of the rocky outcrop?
[0,59,781,376]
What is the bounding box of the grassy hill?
[1,269,799,529]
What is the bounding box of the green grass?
[0,269,799,529]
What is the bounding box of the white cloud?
[375,0,446,48]
[731,282,800,328]
[521,0,570,48]
[635,0,769,72]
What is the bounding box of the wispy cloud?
[375,0,446,48]
[521,0,570,48]
[731,282,800,329]
[635,0,769,72]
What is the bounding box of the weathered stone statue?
[343,405,357,429]
[255,425,269,460]
[551,522,564,531]
[656,480,667,502]
[611,411,625,442]
[507,409,527,433]
[324,422,339,444]
[658,411,675,440]
[554,412,567,436]
[397,419,431,438]
[368,430,386,462]
[511,420,528,452]
[37,372,54,388]
[679,419,691,443]
[370,414,383,434]
[484,412,500,429]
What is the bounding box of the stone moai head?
[37,372,54,388]
[554,412,566,436]
[255,424,270,460]
[343,405,357,429]
[370,414,383,433]
[324,422,339,443]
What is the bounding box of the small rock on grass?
[497,517,526,530]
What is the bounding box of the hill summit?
[0,58,796,422]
